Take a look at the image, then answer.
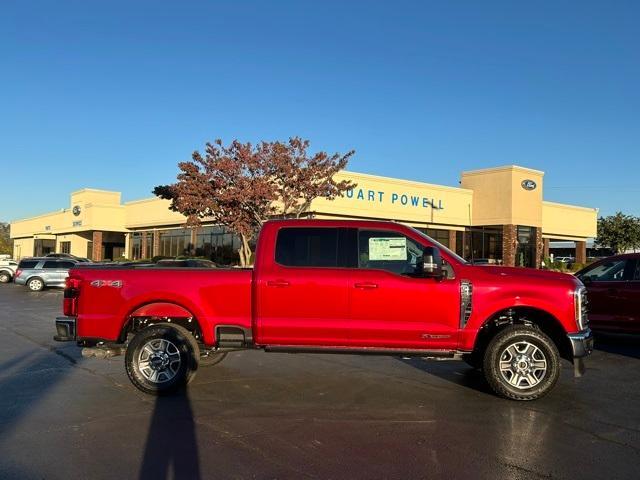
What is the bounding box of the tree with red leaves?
[154,138,355,266]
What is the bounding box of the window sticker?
[368,237,407,261]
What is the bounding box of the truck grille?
[580,288,589,329]
[460,280,473,328]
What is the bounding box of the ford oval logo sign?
[521,179,537,191]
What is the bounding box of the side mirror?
[422,246,444,279]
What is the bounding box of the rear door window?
[43,261,59,269]
[57,261,76,269]
[18,260,38,269]
[275,228,339,267]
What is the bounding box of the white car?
[0,259,18,283]
[555,256,575,264]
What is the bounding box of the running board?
[264,345,463,359]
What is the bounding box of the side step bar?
[264,345,463,359]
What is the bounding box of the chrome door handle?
[267,280,290,287]
[354,282,378,289]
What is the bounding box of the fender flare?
[129,302,194,319]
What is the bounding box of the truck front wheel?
[483,325,560,401]
[125,324,200,395]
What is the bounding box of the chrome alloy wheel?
[498,341,548,390]
[137,338,181,384]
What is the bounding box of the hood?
[474,265,579,285]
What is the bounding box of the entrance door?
[255,227,351,346]
[348,229,460,349]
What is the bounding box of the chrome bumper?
[568,328,594,358]
[54,316,76,342]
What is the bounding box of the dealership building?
[10,165,598,268]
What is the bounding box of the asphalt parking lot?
[0,284,639,480]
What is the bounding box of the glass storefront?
[34,239,56,257]
[457,227,503,264]
[419,228,450,248]
[129,225,241,265]
[130,233,142,260]
[516,226,536,268]
[195,226,241,265]
[158,228,193,258]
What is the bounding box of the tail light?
[63,278,81,317]
[15,269,22,278]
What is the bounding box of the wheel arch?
[473,306,573,362]
[119,301,204,343]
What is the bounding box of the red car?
[576,253,640,334]
[54,219,592,401]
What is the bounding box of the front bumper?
[54,316,76,342]
[568,328,594,358]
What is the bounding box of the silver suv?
[14,258,79,291]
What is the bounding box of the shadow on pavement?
[139,391,200,480]
[594,333,640,359]
[0,347,82,440]
[397,357,494,396]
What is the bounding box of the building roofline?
[339,170,474,194]
[70,188,121,196]
[543,200,599,213]
[461,164,545,177]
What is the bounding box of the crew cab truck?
[54,220,593,401]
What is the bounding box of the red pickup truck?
[54,219,593,401]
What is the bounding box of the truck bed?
[69,266,253,345]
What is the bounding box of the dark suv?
[14,258,79,291]
[576,253,640,334]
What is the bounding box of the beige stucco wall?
[461,165,544,227]
[12,238,34,260]
[542,201,598,240]
[125,198,187,229]
[310,171,473,229]
[55,233,92,259]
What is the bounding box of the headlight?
[574,287,589,330]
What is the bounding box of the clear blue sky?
[1,0,639,222]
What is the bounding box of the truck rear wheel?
[125,324,200,395]
[0,272,11,283]
[482,325,560,401]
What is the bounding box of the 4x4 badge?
[90,280,123,288]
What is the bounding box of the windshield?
[409,226,469,265]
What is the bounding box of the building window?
[145,233,153,258]
[516,226,536,268]
[195,226,241,265]
[87,241,93,260]
[60,241,71,254]
[459,227,503,264]
[419,228,450,248]
[34,239,56,257]
[158,228,193,258]
[130,233,142,260]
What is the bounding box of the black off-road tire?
[27,277,45,292]
[125,323,200,395]
[483,325,560,401]
[0,272,11,283]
